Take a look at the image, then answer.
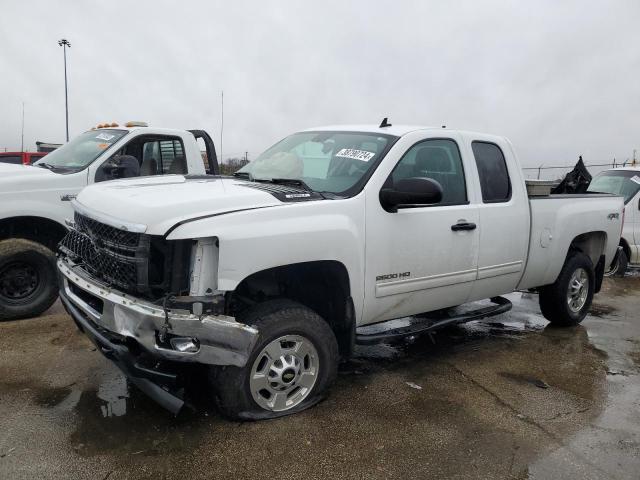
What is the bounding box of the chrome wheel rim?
[567,267,589,313]
[249,335,319,412]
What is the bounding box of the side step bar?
[355,296,512,345]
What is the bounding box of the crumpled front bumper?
[58,258,259,368]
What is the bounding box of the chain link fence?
[522,160,636,180]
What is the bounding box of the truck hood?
[0,163,59,188]
[75,175,288,235]
[0,163,87,203]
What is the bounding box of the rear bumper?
[58,258,259,367]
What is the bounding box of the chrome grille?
[60,213,149,292]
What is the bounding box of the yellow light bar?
[125,121,148,128]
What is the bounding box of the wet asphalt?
[1,277,640,479]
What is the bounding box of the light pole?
[58,38,71,142]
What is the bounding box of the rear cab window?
[140,138,187,175]
[471,141,511,203]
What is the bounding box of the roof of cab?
[604,166,640,172]
[301,125,509,144]
[302,124,438,137]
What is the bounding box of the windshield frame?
[33,128,129,173]
[237,130,400,198]
[587,170,640,204]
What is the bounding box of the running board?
[355,296,512,345]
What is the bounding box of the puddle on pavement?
[69,371,211,457]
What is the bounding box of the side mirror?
[380,177,443,213]
[95,155,140,182]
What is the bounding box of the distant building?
[36,141,62,153]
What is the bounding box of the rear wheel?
[539,251,594,326]
[604,249,627,277]
[0,239,59,321]
[209,299,339,420]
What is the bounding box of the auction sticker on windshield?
[335,148,375,162]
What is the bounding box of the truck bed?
[517,194,623,290]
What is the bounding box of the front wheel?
[0,239,59,321]
[539,251,594,326]
[209,299,339,420]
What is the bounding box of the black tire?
[0,239,58,321]
[539,251,594,327]
[604,249,628,277]
[209,299,339,421]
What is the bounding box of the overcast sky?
[1,0,639,174]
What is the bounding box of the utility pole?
[58,38,71,142]
[244,151,248,163]
[20,102,25,152]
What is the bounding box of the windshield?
[237,131,396,195]
[34,129,127,172]
[587,170,640,203]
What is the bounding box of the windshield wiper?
[36,162,54,170]
[258,178,338,200]
[257,178,313,191]
[232,171,253,180]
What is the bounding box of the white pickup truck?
[0,122,218,320]
[57,123,623,419]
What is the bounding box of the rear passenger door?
[466,136,529,301]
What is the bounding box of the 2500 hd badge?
[376,272,411,282]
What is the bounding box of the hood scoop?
[237,182,324,202]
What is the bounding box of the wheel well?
[619,237,631,262]
[230,261,354,357]
[568,231,607,266]
[0,217,67,252]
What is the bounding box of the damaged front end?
[57,211,258,413]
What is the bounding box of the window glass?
[0,155,23,164]
[388,139,467,205]
[140,138,186,175]
[159,139,186,174]
[33,129,127,172]
[472,141,511,202]
[237,132,394,195]
[587,170,640,203]
[27,154,45,164]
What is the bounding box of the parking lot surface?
[1,277,639,479]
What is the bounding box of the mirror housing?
[380,177,443,212]
[95,155,140,182]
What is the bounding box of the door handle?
[451,222,477,231]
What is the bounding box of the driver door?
[94,135,187,182]
[362,135,479,325]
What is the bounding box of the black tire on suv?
[0,239,59,321]
[539,251,595,327]
[209,299,339,420]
